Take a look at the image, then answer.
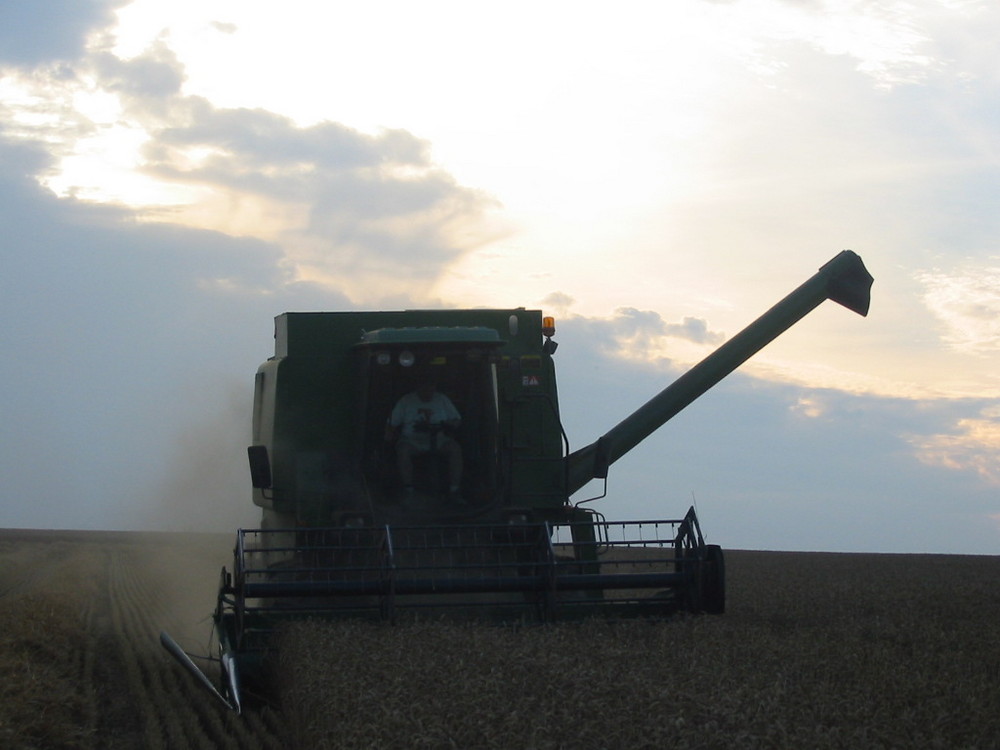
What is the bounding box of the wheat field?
[1,531,997,749]
[276,550,1000,749]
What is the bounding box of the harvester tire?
[702,544,725,614]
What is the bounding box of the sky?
[1,0,998,554]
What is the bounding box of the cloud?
[906,407,1000,485]
[917,265,1000,355]
[561,308,724,365]
[210,21,237,35]
[2,25,502,303]
[664,316,725,345]
[94,40,185,100]
[732,0,950,88]
[0,0,127,66]
[611,308,667,335]
[541,292,575,315]
[792,396,825,419]
[137,100,498,288]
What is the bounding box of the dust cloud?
[141,382,261,535]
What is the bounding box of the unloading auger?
[163,250,873,712]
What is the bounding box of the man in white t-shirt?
[385,377,462,499]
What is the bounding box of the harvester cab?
[246,309,569,529]
[162,250,873,713]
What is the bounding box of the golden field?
[1,530,997,749]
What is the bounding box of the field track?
[0,530,287,749]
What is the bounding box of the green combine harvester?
[162,250,873,712]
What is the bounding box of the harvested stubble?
[277,550,1000,749]
[0,531,289,750]
[0,593,95,749]
[0,539,103,749]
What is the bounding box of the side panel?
[497,352,566,511]
[251,336,364,522]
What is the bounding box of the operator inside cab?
[384,375,463,502]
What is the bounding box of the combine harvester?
[163,250,872,712]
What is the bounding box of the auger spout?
[565,250,873,495]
